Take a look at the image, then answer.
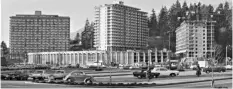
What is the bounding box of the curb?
[154,77,232,86]
[29,77,232,88]
[86,70,131,74]
[93,74,132,77]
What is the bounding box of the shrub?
[143,83,149,85]
[117,83,124,86]
[137,83,142,85]
[98,82,104,86]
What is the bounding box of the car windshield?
[72,72,84,76]
[160,68,167,71]
[35,71,43,73]
[57,71,64,73]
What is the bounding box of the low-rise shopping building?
[28,49,171,67]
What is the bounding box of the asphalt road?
[1,73,232,88]
[151,79,232,88]
[1,70,232,88]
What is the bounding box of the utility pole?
[226,46,228,65]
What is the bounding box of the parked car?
[8,70,33,80]
[133,69,160,79]
[225,65,232,70]
[190,65,197,70]
[123,65,133,70]
[46,70,67,81]
[203,66,226,74]
[88,66,104,71]
[51,66,62,70]
[1,73,10,80]
[151,67,179,77]
[30,70,52,80]
[63,70,95,84]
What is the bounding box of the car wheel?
[206,71,210,74]
[137,75,142,79]
[85,79,93,84]
[170,73,176,77]
[67,78,72,83]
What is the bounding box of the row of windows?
[11,22,69,25]
[11,19,69,22]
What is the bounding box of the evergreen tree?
[1,41,9,58]
[149,9,158,36]
[81,19,95,50]
[181,1,188,16]
[158,6,169,48]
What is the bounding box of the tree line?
[147,0,232,62]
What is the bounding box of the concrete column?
[70,53,73,65]
[149,51,152,65]
[82,53,84,65]
[63,54,65,65]
[51,54,54,65]
[44,54,48,64]
[96,53,98,62]
[48,54,50,64]
[131,52,134,65]
[126,52,128,65]
[73,53,76,65]
[34,55,36,64]
[41,54,43,64]
[86,53,88,65]
[161,51,163,63]
[115,52,118,63]
[120,52,123,65]
[36,55,38,64]
[155,49,158,63]
[40,54,42,64]
[143,52,146,63]
[67,54,70,65]
[104,53,107,65]
[53,54,55,65]
[46,54,48,64]
[100,53,103,63]
[137,52,140,63]
[110,51,112,63]
[53,53,58,64]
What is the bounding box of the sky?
[1,0,231,46]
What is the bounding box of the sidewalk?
[140,75,232,85]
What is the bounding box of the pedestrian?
[196,64,201,77]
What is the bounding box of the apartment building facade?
[94,1,149,51]
[175,20,216,60]
[10,11,70,59]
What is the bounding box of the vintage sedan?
[203,66,226,73]
[30,70,52,80]
[63,70,95,84]
[1,73,10,80]
[133,69,160,79]
[151,67,179,77]
[46,70,67,81]
[8,70,33,80]
[225,65,232,70]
